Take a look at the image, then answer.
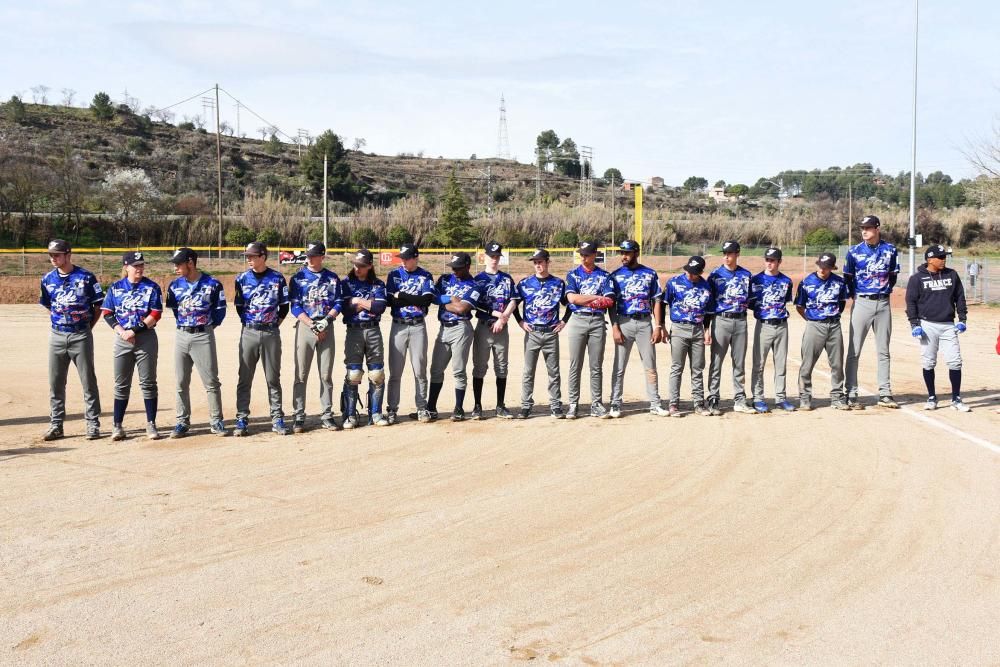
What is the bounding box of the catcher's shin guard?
[367,382,385,425]
[341,382,359,418]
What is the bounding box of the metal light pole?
[908,0,919,274]
[323,153,329,248]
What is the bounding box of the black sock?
[496,377,507,407]
[455,388,465,412]
[427,382,443,412]
[113,398,128,425]
[472,377,484,407]
[922,368,935,399]
[949,369,962,401]
[143,397,157,423]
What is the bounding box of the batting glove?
[955,322,967,334]
[911,326,924,338]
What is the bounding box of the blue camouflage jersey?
[844,240,899,296]
[39,265,104,329]
[707,265,752,314]
[166,273,226,328]
[610,264,661,315]
[795,272,849,320]
[289,267,342,319]
[101,276,163,329]
[436,274,482,322]
[749,272,793,320]
[234,268,289,325]
[341,275,388,324]
[565,264,614,314]
[664,274,715,324]
[515,275,566,327]
[474,270,515,320]
[386,266,436,319]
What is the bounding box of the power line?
[217,86,295,142]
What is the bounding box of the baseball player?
[165,247,227,438]
[386,244,437,424]
[564,241,615,419]
[608,239,669,417]
[706,240,754,415]
[905,245,970,412]
[426,252,482,421]
[843,214,900,409]
[512,248,568,419]
[39,239,103,441]
[232,242,290,436]
[340,248,389,428]
[101,251,163,441]
[471,241,517,420]
[748,247,796,413]
[289,241,342,433]
[663,256,715,417]
[795,252,850,411]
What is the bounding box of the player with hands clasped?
[795,252,849,411]
[706,240,755,415]
[748,247,796,413]
[905,244,970,412]
[663,256,715,417]
[471,241,517,420]
[386,244,437,424]
[564,240,615,419]
[340,248,389,428]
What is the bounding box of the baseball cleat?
[923,398,937,411]
[517,407,531,420]
[649,405,670,417]
[565,403,578,420]
[146,422,161,440]
[753,401,770,414]
[321,417,340,430]
[170,423,190,439]
[210,420,228,436]
[668,404,683,418]
[550,406,565,419]
[471,405,483,420]
[271,419,290,436]
[386,411,398,425]
[846,397,861,411]
[416,409,432,423]
[877,396,900,409]
[777,400,797,412]
[43,424,64,441]
[292,420,306,434]
[950,399,971,413]
[111,424,127,441]
[733,402,756,414]
[693,403,712,417]
[342,415,358,430]
[830,401,849,411]
[706,399,723,416]
[610,403,623,418]
[496,406,514,419]
[85,423,101,440]
[233,418,249,437]
[590,402,610,419]
[451,409,465,422]
[799,399,813,411]
[371,413,390,426]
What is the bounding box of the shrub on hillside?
[352,226,379,248]
[386,224,413,247]
[803,227,840,248]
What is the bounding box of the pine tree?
[431,172,478,247]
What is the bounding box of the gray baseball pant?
[708,315,748,405]
[292,321,336,421]
[174,328,223,425]
[472,319,509,379]
[521,329,561,409]
[918,320,962,370]
[565,313,606,405]
[113,331,158,401]
[845,297,892,399]
[387,321,428,412]
[236,327,284,422]
[668,322,706,406]
[49,329,101,427]
[344,326,384,369]
[799,320,845,402]
[430,321,473,389]
[751,320,789,402]
[610,316,660,407]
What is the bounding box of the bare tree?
[258,126,269,140]
[352,137,367,151]
[60,88,76,106]
[50,148,90,242]
[30,85,50,104]
[966,121,1000,207]
[192,114,205,130]
[220,120,234,137]
[101,168,160,244]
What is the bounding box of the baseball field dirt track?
[3,303,999,664]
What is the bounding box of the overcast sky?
[4,0,999,186]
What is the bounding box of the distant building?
[650,176,664,188]
[709,186,734,203]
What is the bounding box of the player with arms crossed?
[471,241,517,420]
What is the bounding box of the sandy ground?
[2,303,1000,665]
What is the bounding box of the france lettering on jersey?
[565,264,614,314]
[234,268,289,325]
[610,265,661,315]
[795,272,848,320]
[749,272,793,320]
[386,266,436,319]
[166,273,226,328]
[515,275,566,327]
[102,277,163,329]
[708,265,752,314]
[664,274,714,324]
[474,270,515,320]
[844,241,899,295]
[289,268,342,319]
[39,266,104,327]
[436,274,481,322]
[341,276,387,324]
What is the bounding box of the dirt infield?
[3,304,999,664]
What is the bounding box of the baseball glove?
[589,296,615,310]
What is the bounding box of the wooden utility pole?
[847,182,853,248]
[610,175,616,247]
[215,83,223,258]
[323,153,329,248]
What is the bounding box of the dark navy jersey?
[565,264,614,314]
[386,266,436,319]
[39,265,104,328]
[795,272,848,320]
[749,272,793,320]
[166,273,226,328]
[289,267,342,319]
[664,274,714,324]
[707,265,752,314]
[234,268,289,325]
[102,276,163,329]
[435,274,481,322]
[515,275,566,327]
[844,240,899,295]
[610,264,661,316]
[341,276,387,324]
[474,270,515,320]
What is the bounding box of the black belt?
[441,319,469,328]
[529,323,556,332]
[810,316,841,323]
[51,323,90,333]
[759,318,787,326]
[244,322,278,331]
[670,319,703,326]
[346,321,378,328]
[178,325,207,333]
[393,317,425,325]
[621,313,651,320]
[574,311,604,317]
[717,311,747,319]
[857,294,890,300]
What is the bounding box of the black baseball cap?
[619,239,640,252]
[685,256,706,275]
[924,244,950,260]
[764,247,783,261]
[122,250,145,266]
[578,241,598,256]
[530,248,551,261]
[243,241,267,256]
[721,240,741,254]
[47,239,71,254]
[448,251,472,269]
[352,248,374,266]
[171,247,198,264]
[816,252,838,269]
[860,215,881,228]
[484,241,503,257]
[305,241,326,257]
[398,244,419,260]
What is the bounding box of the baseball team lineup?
[39,212,975,442]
